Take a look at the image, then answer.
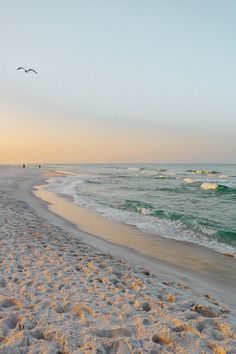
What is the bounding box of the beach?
[0,166,236,353]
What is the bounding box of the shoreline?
[37,167,236,258]
[33,171,236,309]
[0,166,236,353]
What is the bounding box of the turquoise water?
[46,164,236,255]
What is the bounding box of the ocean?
[45,164,236,256]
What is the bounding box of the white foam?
[201,183,218,190]
[140,207,152,215]
[183,178,194,184]
[46,176,84,196]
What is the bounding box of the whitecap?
[183,178,194,184]
[201,183,218,190]
[140,208,152,215]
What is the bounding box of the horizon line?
[1,162,235,166]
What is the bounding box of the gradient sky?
[0,0,236,163]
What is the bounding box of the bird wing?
[28,69,38,74]
[17,67,25,70]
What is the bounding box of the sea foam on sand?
[0,167,235,353]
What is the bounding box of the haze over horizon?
[0,0,236,164]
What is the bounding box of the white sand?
[0,166,236,353]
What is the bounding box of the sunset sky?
[0,0,235,163]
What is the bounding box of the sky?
[0,0,236,163]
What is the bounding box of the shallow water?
[45,163,236,255]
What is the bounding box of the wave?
[123,200,154,215]
[121,202,236,247]
[153,176,174,180]
[123,202,192,223]
[157,168,167,172]
[183,178,194,183]
[201,183,218,190]
[201,183,236,194]
[127,167,140,171]
[216,184,236,194]
[138,167,168,172]
[86,180,101,184]
[151,210,210,234]
[82,197,236,255]
[215,230,236,245]
[45,176,84,196]
[187,169,220,175]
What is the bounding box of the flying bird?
[17,67,38,74]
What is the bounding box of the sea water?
[45,164,236,255]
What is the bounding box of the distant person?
[22,164,25,168]
[38,165,41,168]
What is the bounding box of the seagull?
[17,67,38,74]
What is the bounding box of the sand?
[0,166,236,353]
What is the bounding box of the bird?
[17,67,38,74]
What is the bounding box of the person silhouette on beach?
[22,164,25,168]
